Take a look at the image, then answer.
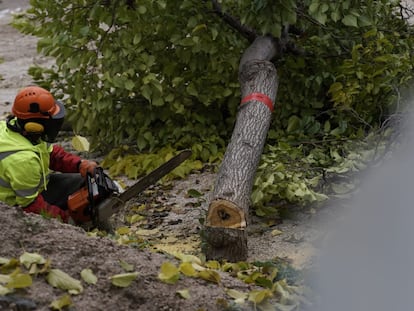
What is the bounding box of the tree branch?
[209,0,258,42]
[208,1,306,60]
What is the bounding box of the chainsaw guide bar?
[97,149,192,224]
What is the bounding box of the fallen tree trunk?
[203,36,279,261]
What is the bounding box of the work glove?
[79,160,99,177]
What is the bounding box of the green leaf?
[324,120,331,132]
[309,2,320,14]
[187,189,203,198]
[137,5,147,14]
[192,24,207,33]
[152,94,164,106]
[140,84,152,101]
[211,28,218,40]
[124,79,135,91]
[328,81,343,93]
[342,14,358,27]
[287,115,300,133]
[313,11,327,25]
[110,272,139,287]
[137,135,147,151]
[330,9,341,22]
[186,83,198,96]
[363,28,378,38]
[133,33,141,44]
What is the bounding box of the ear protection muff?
[24,122,44,133]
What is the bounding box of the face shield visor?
[41,117,64,143]
[41,100,65,143]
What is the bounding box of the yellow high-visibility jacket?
[0,120,52,207]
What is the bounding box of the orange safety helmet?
[12,86,65,120]
[10,86,66,143]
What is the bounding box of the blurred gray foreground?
[312,102,414,310]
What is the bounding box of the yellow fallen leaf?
[119,260,135,272]
[37,259,52,274]
[110,272,139,288]
[274,280,294,305]
[116,226,130,235]
[197,270,221,284]
[0,284,12,295]
[158,262,180,284]
[134,228,160,236]
[179,262,197,277]
[49,294,72,311]
[205,260,221,270]
[0,257,10,265]
[271,229,283,236]
[46,269,83,294]
[153,240,199,255]
[172,252,202,265]
[239,271,264,284]
[0,274,11,283]
[80,269,97,285]
[226,288,248,304]
[162,236,178,243]
[176,289,191,299]
[19,252,46,269]
[248,289,273,304]
[71,135,90,152]
[128,214,145,224]
[221,262,238,272]
[0,258,20,274]
[191,262,206,272]
[7,272,32,289]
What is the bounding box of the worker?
[0,85,98,222]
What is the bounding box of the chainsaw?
[67,150,192,228]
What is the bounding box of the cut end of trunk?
[206,199,246,229]
[202,226,248,262]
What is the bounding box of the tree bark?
[203,36,279,262]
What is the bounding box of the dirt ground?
[0,1,352,310]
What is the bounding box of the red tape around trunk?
[240,93,274,112]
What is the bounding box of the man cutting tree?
[0,85,98,222]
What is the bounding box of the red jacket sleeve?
[24,194,69,223]
[49,145,82,173]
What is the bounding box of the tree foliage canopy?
[12,0,414,213]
